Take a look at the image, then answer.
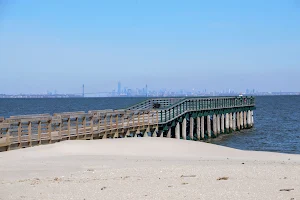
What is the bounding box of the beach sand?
[0,137,299,200]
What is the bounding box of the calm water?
[0,96,299,154]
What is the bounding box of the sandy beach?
[0,137,299,200]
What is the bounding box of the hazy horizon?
[1,0,299,94]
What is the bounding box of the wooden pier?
[0,96,255,151]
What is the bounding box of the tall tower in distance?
[146,84,148,97]
[117,81,121,96]
[82,84,85,97]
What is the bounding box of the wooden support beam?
[97,115,101,134]
[114,115,119,138]
[18,122,22,148]
[38,121,41,144]
[103,115,107,139]
[110,115,113,130]
[58,121,62,140]
[142,112,145,128]
[121,114,124,131]
[28,121,32,147]
[6,128,10,150]
[48,120,52,143]
[83,117,86,139]
[67,118,71,139]
[90,116,94,139]
[76,117,79,139]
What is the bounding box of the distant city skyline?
[0,1,299,94]
[0,81,299,98]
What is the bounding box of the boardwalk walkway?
[0,96,255,151]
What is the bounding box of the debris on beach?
[217,177,229,181]
[181,175,196,178]
[279,188,294,192]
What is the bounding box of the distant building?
[117,82,121,96]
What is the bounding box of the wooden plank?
[0,123,10,129]
[9,114,51,120]
[53,111,85,116]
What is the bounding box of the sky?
[0,0,299,94]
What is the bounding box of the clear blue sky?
[0,0,299,94]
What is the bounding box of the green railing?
[126,98,184,110]
[157,96,255,124]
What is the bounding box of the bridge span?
[0,96,255,151]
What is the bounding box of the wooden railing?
[0,109,159,149]
[157,96,255,124]
[126,98,184,110]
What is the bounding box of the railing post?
[58,120,62,140]
[173,108,174,119]
[98,114,101,132]
[68,118,71,139]
[6,127,10,150]
[122,113,125,128]
[76,117,79,139]
[127,114,130,128]
[142,112,145,128]
[83,116,87,138]
[148,112,150,126]
[132,113,135,127]
[165,110,167,122]
[110,114,113,130]
[48,120,52,143]
[115,114,118,138]
[38,121,41,144]
[18,122,21,148]
[156,110,159,125]
[28,121,32,147]
[102,114,107,138]
[90,116,94,139]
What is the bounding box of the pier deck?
[0,96,255,151]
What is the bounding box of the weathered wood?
[38,121,41,144]
[76,118,79,139]
[0,123,10,129]
[28,122,32,147]
[18,122,22,148]
[48,121,52,143]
